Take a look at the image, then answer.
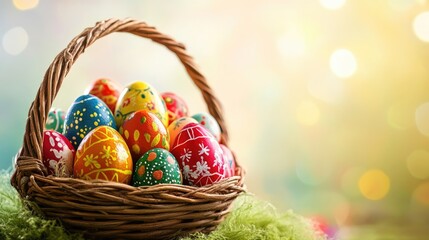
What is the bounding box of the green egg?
[132,148,182,186]
[45,108,66,133]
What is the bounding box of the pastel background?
[1,0,429,234]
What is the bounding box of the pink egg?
[171,123,227,186]
[220,144,236,178]
[42,130,75,177]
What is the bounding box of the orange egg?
[168,117,198,147]
[74,126,133,184]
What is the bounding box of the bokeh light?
[329,49,357,78]
[2,27,29,55]
[407,150,429,180]
[415,102,429,136]
[295,100,320,126]
[413,182,429,206]
[13,0,39,10]
[319,0,347,10]
[358,169,390,201]
[413,11,429,42]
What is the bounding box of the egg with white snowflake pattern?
[42,130,75,177]
[132,148,182,186]
[171,123,227,186]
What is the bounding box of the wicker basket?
[10,18,245,240]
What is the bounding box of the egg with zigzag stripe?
[73,125,133,184]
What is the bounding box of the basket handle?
[11,18,230,195]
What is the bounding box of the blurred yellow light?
[407,150,429,179]
[2,27,28,55]
[330,49,357,78]
[358,169,390,201]
[413,11,429,42]
[13,0,39,10]
[413,182,429,206]
[415,102,429,136]
[295,100,320,126]
[319,0,346,10]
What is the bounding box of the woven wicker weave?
[10,18,245,240]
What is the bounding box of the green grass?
[0,170,325,240]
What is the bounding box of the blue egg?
[64,94,117,148]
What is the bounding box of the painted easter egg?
[74,126,133,184]
[220,144,236,178]
[171,123,226,186]
[167,117,198,146]
[192,112,221,142]
[42,130,75,177]
[119,110,170,162]
[161,92,189,126]
[114,81,168,128]
[132,148,182,186]
[64,94,116,149]
[84,78,121,113]
[45,108,66,133]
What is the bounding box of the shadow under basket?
[10,18,245,240]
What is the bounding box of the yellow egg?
[114,81,168,128]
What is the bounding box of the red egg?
[161,92,189,126]
[42,130,75,177]
[85,78,121,113]
[73,126,133,184]
[119,110,170,162]
[171,123,227,186]
[220,144,236,178]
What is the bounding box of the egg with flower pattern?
[45,108,66,133]
[119,110,169,162]
[167,117,198,146]
[192,112,221,142]
[171,123,226,186]
[161,92,189,125]
[64,94,116,149]
[115,81,168,128]
[85,78,121,113]
[73,126,133,184]
[42,130,75,177]
[133,148,182,186]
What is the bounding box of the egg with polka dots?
[132,148,182,186]
[120,110,169,162]
[64,94,117,149]
[115,81,168,128]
